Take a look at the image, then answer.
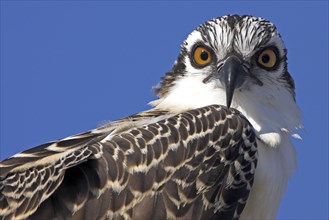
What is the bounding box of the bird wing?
[0,105,257,220]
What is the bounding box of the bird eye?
[193,46,212,66]
[257,49,277,69]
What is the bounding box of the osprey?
[0,15,302,220]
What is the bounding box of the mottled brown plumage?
[0,105,257,220]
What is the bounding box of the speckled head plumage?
[155,14,295,102]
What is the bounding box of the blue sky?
[1,1,328,219]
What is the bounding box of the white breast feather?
[151,71,302,219]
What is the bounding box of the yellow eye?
[257,49,277,68]
[193,46,212,66]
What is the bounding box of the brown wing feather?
[0,105,257,220]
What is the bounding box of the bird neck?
[150,74,302,148]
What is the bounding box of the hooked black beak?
[219,56,247,108]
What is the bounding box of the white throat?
[151,73,302,147]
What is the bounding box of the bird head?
[151,15,302,147]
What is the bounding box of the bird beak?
[219,55,247,108]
